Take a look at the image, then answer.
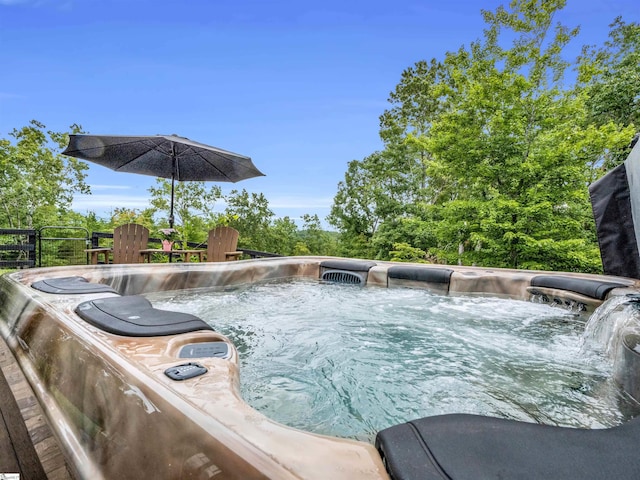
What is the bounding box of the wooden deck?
[0,335,73,479]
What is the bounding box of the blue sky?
[1,0,638,226]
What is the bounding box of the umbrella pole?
[169,175,175,229]
[168,147,177,263]
[169,176,175,263]
[169,144,176,229]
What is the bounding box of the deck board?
[0,335,73,479]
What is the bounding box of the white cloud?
[0,92,23,100]
[0,0,74,8]
[89,184,133,191]
[72,191,333,224]
[72,193,150,211]
[0,0,36,5]
[268,196,333,209]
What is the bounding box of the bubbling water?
[149,280,640,442]
[581,294,640,359]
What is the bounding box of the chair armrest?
[225,251,243,261]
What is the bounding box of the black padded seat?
[531,275,629,300]
[388,266,454,284]
[75,295,213,337]
[32,276,118,294]
[376,414,640,480]
[319,259,377,272]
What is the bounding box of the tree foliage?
[148,179,223,243]
[4,2,638,272]
[0,123,338,259]
[329,0,638,272]
[0,120,89,229]
[579,17,640,130]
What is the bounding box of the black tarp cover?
[589,139,640,278]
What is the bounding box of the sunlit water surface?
[148,279,640,442]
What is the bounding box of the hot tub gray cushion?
[319,259,377,272]
[32,276,118,294]
[376,414,640,480]
[75,295,213,337]
[388,266,454,284]
[530,275,628,300]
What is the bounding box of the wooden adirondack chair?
[86,223,150,264]
[206,226,242,262]
[111,223,150,264]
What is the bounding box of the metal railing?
[0,229,36,268]
[0,228,281,269]
[38,226,90,267]
[90,231,282,260]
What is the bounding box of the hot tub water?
[581,294,640,357]
[149,280,640,442]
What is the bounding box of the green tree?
[148,179,223,243]
[421,0,632,270]
[578,17,640,167]
[268,216,299,255]
[73,210,111,237]
[328,152,407,257]
[0,120,89,229]
[379,58,446,201]
[579,17,640,130]
[371,212,437,261]
[388,242,428,263]
[224,189,275,251]
[330,0,636,272]
[109,207,155,230]
[298,214,338,256]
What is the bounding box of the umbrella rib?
[113,138,172,171]
[180,146,235,180]
[185,146,259,180]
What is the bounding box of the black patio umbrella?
[63,134,264,228]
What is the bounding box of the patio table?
[139,249,206,263]
[86,248,111,265]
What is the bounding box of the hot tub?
[1,257,640,479]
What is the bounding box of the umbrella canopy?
[63,134,265,227]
